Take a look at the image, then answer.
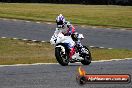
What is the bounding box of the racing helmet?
[56,14,65,28]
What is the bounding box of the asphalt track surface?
[0,19,132,49]
[0,59,132,88]
[0,19,132,88]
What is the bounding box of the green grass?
[0,38,132,65]
[91,48,132,61]
[0,3,132,28]
[0,38,56,65]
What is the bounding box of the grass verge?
[0,3,132,28]
[0,38,132,65]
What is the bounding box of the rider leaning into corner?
[55,14,84,60]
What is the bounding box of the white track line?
[12,19,17,21]
[47,22,52,24]
[1,37,6,39]
[92,27,96,29]
[22,39,28,41]
[0,58,131,67]
[3,18,8,20]
[99,47,105,49]
[92,60,112,62]
[92,58,132,63]
[89,46,95,48]
[0,37,113,49]
[108,48,113,49]
[36,22,41,24]
[12,38,18,40]
[124,58,132,60]
[120,29,126,30]
[106,28,111,30]
[81,25,86,28]
[32,40,37,42]
[0,63,58,67]
[25,21,31,23]
[41,41,45,43]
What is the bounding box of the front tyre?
[81,46,92,65]
[55,47,69,66]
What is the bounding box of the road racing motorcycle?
[50,29,92,66]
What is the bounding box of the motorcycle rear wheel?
[81,46,92,65]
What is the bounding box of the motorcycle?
[50,30,92,66]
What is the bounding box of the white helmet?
[56,14,65,28]
[56,14,64,22]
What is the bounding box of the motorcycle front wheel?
[55,47,69,66]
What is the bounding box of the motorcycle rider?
[55,14,83,60]
[55,14,75,60]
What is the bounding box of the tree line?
[0,0,132,5]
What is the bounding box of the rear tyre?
[55,47,69,66]
[81,46,92,65]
